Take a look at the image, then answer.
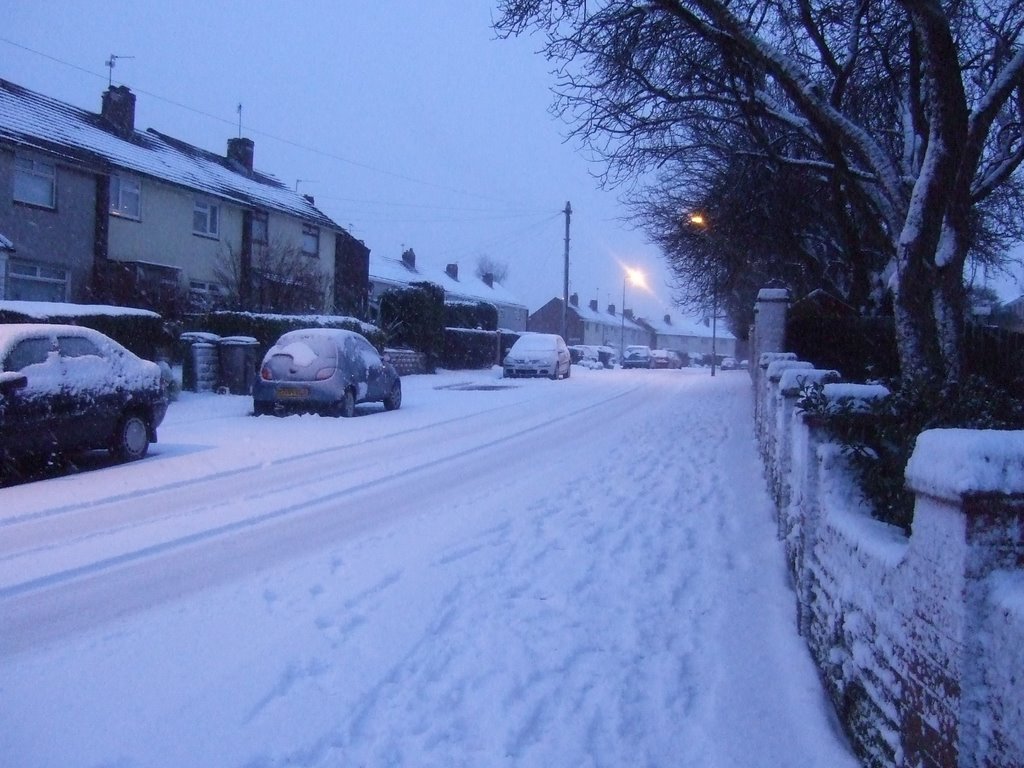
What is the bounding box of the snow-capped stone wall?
[752,295,1024,768]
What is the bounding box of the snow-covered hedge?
[0,300,168,361]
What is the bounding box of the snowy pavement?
[0,367,857,767]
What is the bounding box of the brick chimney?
[446,263,459,280]
[483,272,494,288]
[101,85,136,138]
[589,299,598,312]
[608,304,617,316]
[227,137,254,173]
[569,292,578,307]
[401,248,416,270]
[664,313,672,325]
[624,309,635,321]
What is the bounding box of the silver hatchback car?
[252,328,401,417]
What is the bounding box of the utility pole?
[562,201,571,342]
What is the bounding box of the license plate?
[276,386,309,398]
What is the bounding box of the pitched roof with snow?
[0,78,341,231]
[566,299,645,331]
[369,254,526,309]
[641,313,735,340]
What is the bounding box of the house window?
[252,211,268,245]
[6,260,68,302]
[109,174,141,219]
[189,280,225,310]
[13,157,56,208]
[302,224,319,257]
[193,200,220,237]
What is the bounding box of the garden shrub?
[799,376,1024,534]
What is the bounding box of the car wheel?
[253,401,272,416]
[340,388,356,418]
[549,367,558,380]
[112,413,150,462]
[383,380,402,411]
[565,363,571,379]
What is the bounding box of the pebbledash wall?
[750,289,1024,768]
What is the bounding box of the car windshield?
[514,337,555,352]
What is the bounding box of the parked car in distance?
[621,345,653,369]
[503,333,571,379]
[0,324,168,471]
[650,349,683,369]
[252,328,401,417]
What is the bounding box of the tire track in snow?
[292,374,738,766]
[0,379,649,655]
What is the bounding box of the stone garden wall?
[751,289,1024,768]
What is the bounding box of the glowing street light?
[688,212,718,376]
[620,267,647,361]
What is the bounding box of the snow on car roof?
[277,327,368,341]
[0,323,113,350]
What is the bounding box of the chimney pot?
[608,304,616,316]
[303,194,315,205]
[589,299,598,312]
[664,314,671,325]
[446,263,459,281]
[570,292,578,307]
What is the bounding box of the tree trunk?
[893,240,942,387]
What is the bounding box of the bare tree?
[496,0,1024,387]
[214,239,331,315]
[475,254,510,284]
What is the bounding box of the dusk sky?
[3,1,685,320]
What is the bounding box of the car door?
[58,333,115,449]
[556,338,570,374]
[0,332,63,455]
[354,336,387,401]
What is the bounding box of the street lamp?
[620,267,646,362]
[688,212,717,376]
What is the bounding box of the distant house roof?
[640,313,735,340]
[563,298,645,332]
[369,253,527,310]
[0,78,341,231]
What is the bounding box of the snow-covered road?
[0,367,857,767]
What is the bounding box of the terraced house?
[0,78,368,316]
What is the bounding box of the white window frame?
[302,223,320,257]
[193,200,220,238]
[6,260,69,301]
[13,156,56,209]
[109,174,141,220]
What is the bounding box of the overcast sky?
[3,0,688,320]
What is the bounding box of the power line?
[0,36,552,210]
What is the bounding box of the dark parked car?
[621,345,653,369]
[252,328,401,417]
[0,324,168,470]
[651,349,683,369]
